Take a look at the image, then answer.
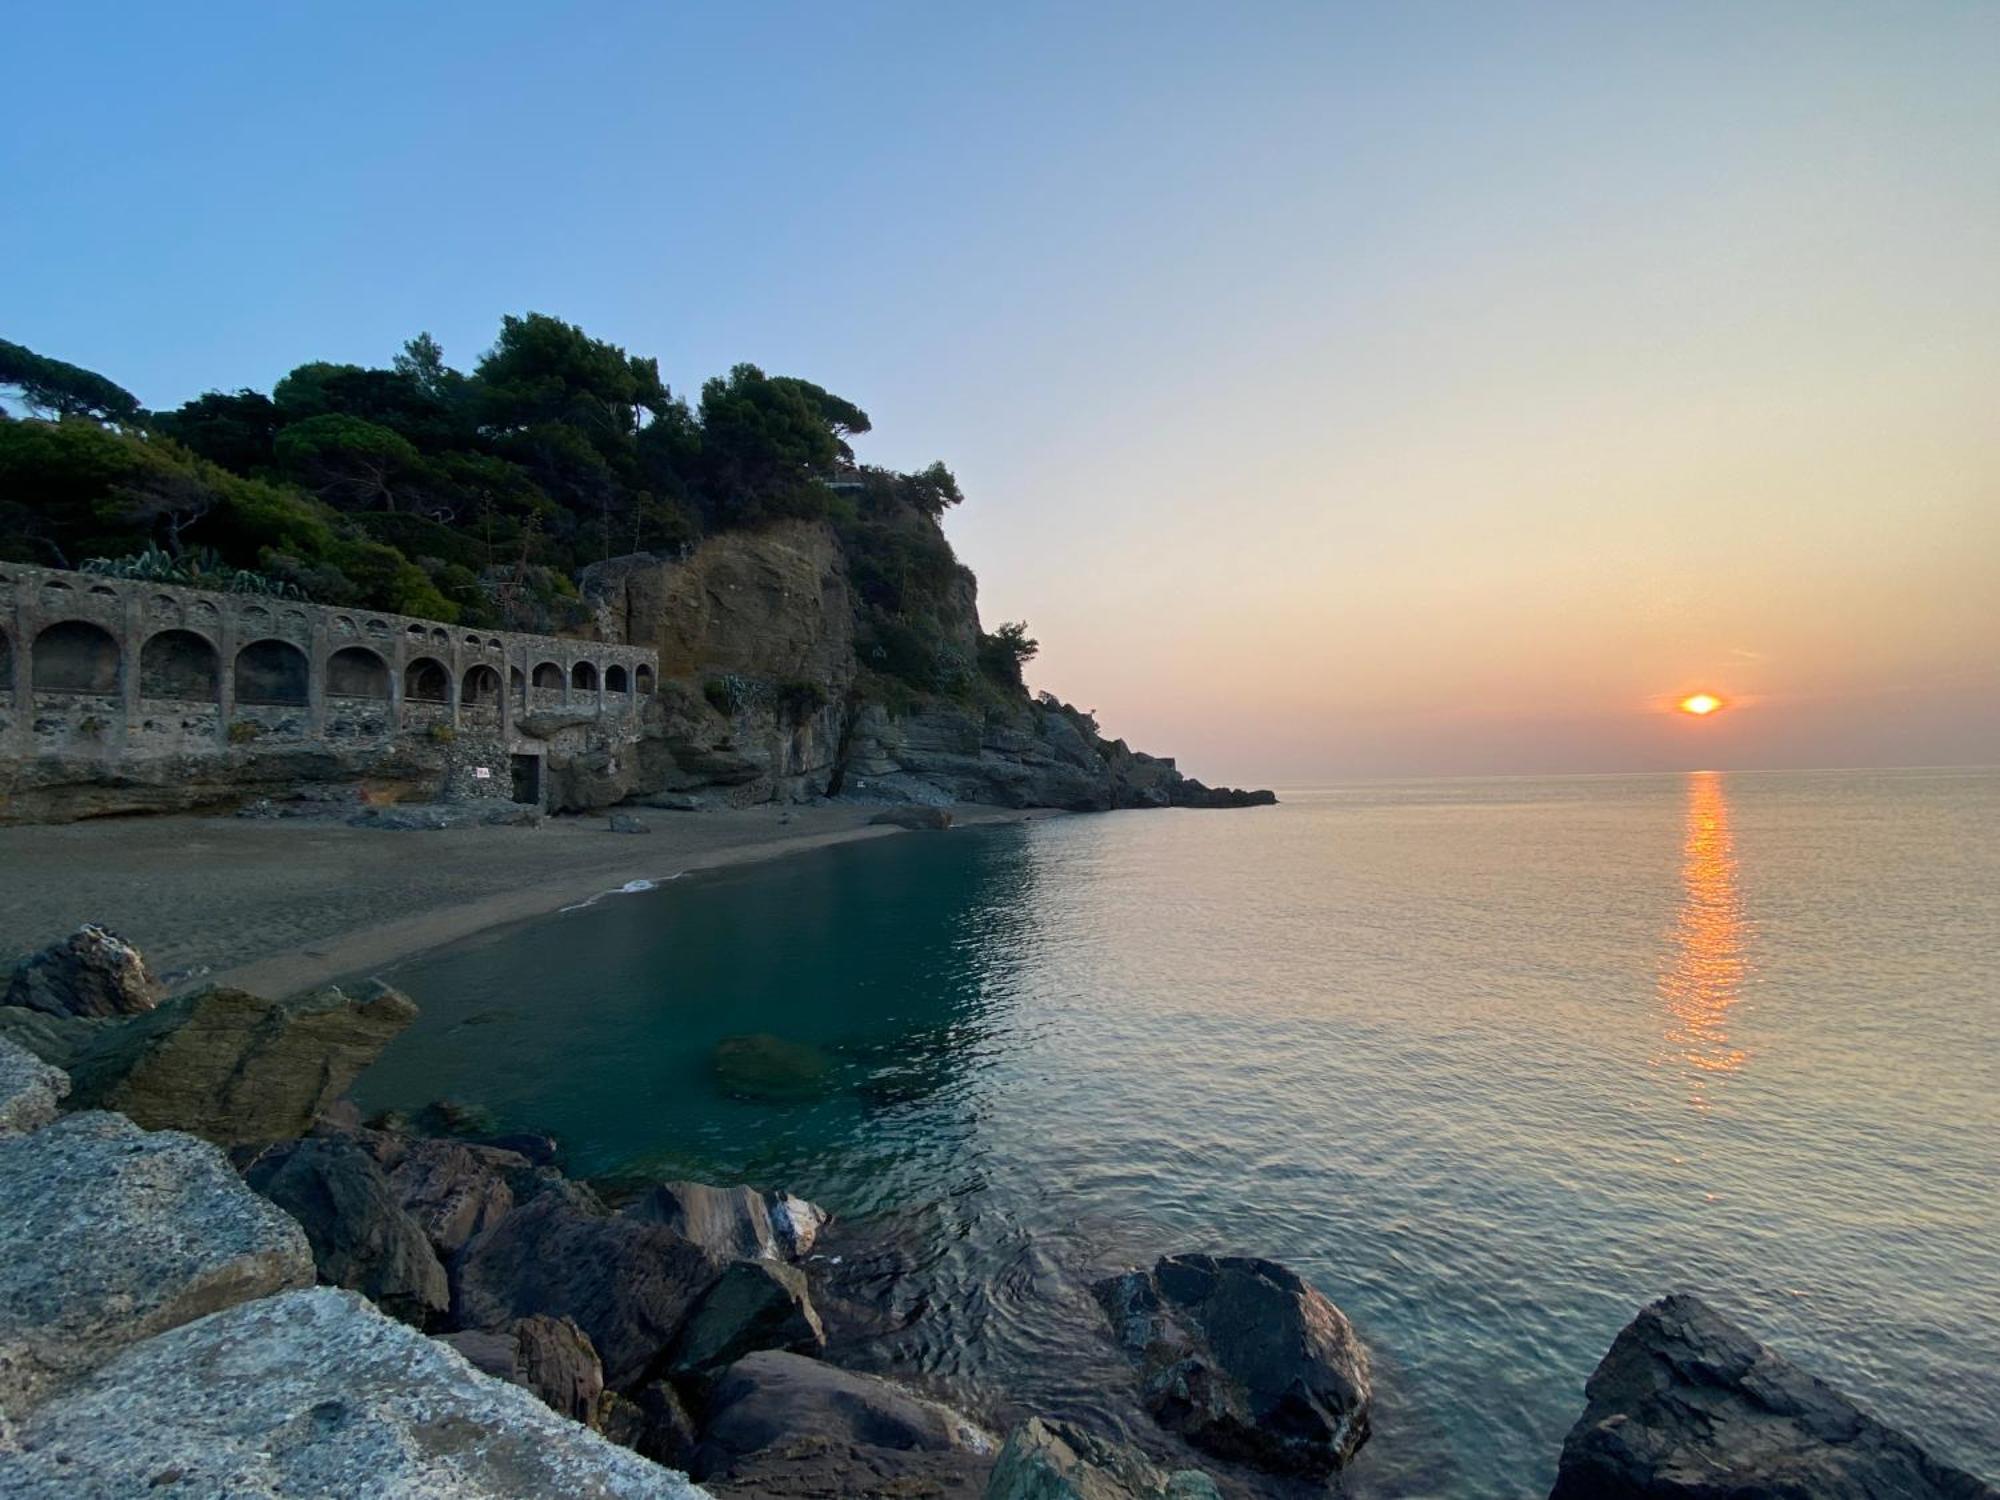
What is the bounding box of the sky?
[6,2,1996,782]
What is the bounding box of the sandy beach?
[0,804,1057,1000]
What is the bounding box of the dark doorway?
[510,753,542,805]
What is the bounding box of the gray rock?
[870,804,955,830]
[597,1380,699,1468]
[667,1259,826,1374]
[244,1136,449,1326]
[766,1190,829,1259]
[0,1111,313,1412]
[608,813,651,834]
[453,1182,725,1388]
[693,1349,995,1497]
[19,980,417,1147]
[1095,1254,1372,1477]
[633,792,704,812]
[4,923,159,1018]
[0,1036,68,1134]
[0,1286,708,1497]
[985,1418,1222,1500]
[622,1180,781,1261]
[1549,1293,1998,1500]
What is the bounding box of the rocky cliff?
[577,519,1273,814]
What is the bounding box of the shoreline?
[0,803,1065,1001]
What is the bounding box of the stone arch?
[635,664,655,695]
[41,578,73,601]
[605,663,629,693]
[234,639,309,706]
[430,627,449,645]
[327,646,391,699]
[405,656,450,704]
[462,664,503,706]
[486,636,504,649]
[531,662,564,690]
[88,584,118,599]
[139,630,220,701]
[32,620,121,694]
[571,660,598,692]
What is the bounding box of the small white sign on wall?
[473,766,491,780]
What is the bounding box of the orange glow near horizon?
[1678,693,1725,717]
[1658,770,1750,1107]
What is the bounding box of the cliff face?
[578,520,1273,813]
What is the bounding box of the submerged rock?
[667,1259,826,1374]
[1549,1293,1998,1500]
[1094,1254,1372,1477]
[710,1032,833,1103]
[4,923,159,1019]
[693,1349,995,1497]
[453,1181,725,1388]
[986,1417,1222,1500]
[1,1287,705,1497]
[12,981,417,1147]
[0,1036,68,1134]
[244,1135,449,1327]
[0,1111,313,1412]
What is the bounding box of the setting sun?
[1679,693,1725,717]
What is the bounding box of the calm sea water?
[355,769,2000,1497]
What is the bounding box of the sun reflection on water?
[1659,770,1751,1104]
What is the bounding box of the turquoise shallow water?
[356,768,2000,1497]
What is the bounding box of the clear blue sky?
[8,3,1997,778]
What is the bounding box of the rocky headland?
[2,924,1993,1499]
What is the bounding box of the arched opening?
[605,663,629,693]
[404,657,450,704]
[531,662,564,690]
[635,664,655,695]
[33,621,121,695]
[326,646,390,699]
[462,664,503,705]
[139,630,220,701]
[234,639,309,706]
[571,661,598,692]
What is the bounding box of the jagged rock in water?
[441,1313,606,1424]
[1094,1254,1371,1477]
[5,924,159,1019]
[870,804,954,830]
[0,981,417,1148]
[0,1111,313,1412]
[692,1349,995,1498]
[710,1032,833,1103]
[985,1418,1223,1500]
[667,1259,825,1375]
[1,1287,706,1498]
[622,1180,782,1261]
[243,1135,449,1327]
[766,1191,828,1259]
[1549,1293,1998,1500]
[0,1036,68,1134]
[452,1180,725,1388]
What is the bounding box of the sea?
[353,768,2000,1497]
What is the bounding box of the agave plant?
[81,545,308,600]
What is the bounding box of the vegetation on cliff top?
[0,321,976,655]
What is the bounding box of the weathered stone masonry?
[0,564,658,808]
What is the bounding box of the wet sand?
[0,804,1057,998]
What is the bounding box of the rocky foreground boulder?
[1,1288,706,1498]
[1094,1254,1372,1477]
[1550,1293,1997,1500]
[0,980,416,1146]
[691,1349,996,1497]
[0,1110,313,1411]
[0,1035,68,1134]
[4,924,159,1019]
[441,1313,607,1424]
